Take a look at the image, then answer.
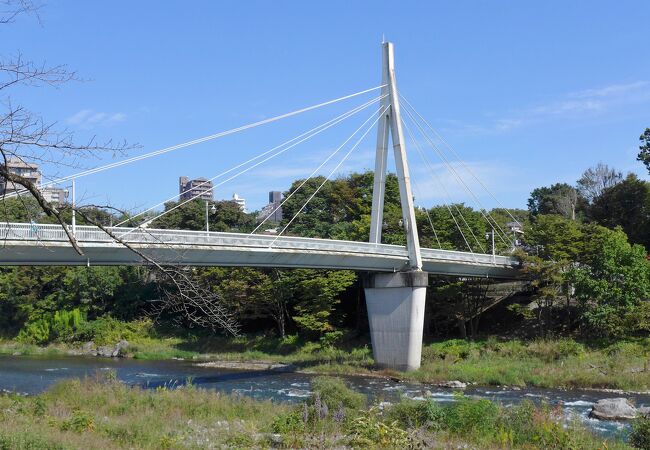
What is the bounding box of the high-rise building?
[257,190,283,223]
[0,158,41,195]
[232,193,246,212]
[179,176,213,201]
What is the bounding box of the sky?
[3,1,649,214]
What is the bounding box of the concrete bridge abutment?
[364,271,428,371]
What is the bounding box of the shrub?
[349,408,410,449]
[319,330,344,349]
[527,338,585,362]
[75,317,153,345]
[51,309,86,341]
[426,339,478,361]
[631,416,650,449]
[16,318,51,344]
[309,377,365,410]
[271,410,305,435]
[443,394,499,437]
[60,409,95,432]
[387,398,444,430]
[16,308,87,344]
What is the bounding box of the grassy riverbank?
[0,375,636,449]
[3,332,650,392]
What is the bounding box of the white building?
[41,187,69,207]
[232,193,246,212]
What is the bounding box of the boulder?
[589,398,638,420]
[96,340,129,358]
[440,380,467,389]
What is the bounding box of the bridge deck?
[0,223,521,278]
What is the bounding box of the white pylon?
[369,42,423,271]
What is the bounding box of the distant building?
[41,187,68,206]
[179,176,213,201]
[257,190,283,223]
[506,221,523,233]
[0,158,41,195]
[232,193,246,212]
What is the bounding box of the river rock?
[96,340,129,358]
[589,398,638,420]
[639,406,650,417]
[439,380,467,389]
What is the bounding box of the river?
[1,354,645,440]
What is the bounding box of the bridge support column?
[364,271,428,371]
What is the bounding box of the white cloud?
[444,80,650,135]
[66,109,127,128]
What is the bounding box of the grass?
[0,375,633,449]
[3,330,650,391]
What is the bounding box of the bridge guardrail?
[0,222,518,268]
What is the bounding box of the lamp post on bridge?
[485,227,496,263]
[205,200,216,235]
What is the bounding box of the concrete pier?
[364,271,428,371]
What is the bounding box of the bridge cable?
[3,85,386,200]
[402,117,480,254]
[400,95,522,227]
[410,178,442,248]
[113,96,387,239]
[400,101,511,248]
[249,102,387,236]
[400,97,512,247]
[269,104,391,247]
[114,94,386,229]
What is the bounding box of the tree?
[577,163,622,203]
[528,183,586,220]
[638,128,650,175]
[588,174,650,250]
[151,199,255,232]
[289,269,356,337]
[568,225,650,337]
[524,214,583,262]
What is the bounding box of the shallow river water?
[1,354,647,440]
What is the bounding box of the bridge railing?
[0,222,518,267]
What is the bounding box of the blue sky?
[4,1,649,213]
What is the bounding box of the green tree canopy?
[568,225,650,337]
[588,173,650,250]
[638,128,650,175]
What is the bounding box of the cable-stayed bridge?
[1,42,524,371]
[0,223,519,278]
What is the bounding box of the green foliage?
[387,398,444,430]
[289,269,356,336]
[638,127,650,175]
[59,409,94,433]
[319,330,344,348]
[568,225,650,337]
[151,198,255,232]
[631,416,650,449]
[528,182,587,220]
[588,173,650,250]
[75,317,153,345]
[309,376,365,410]
[349,408,411,449]
[16,318,51,344]
[271,410,305,435]
[16,308,86,344]
[443,394,500,437]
